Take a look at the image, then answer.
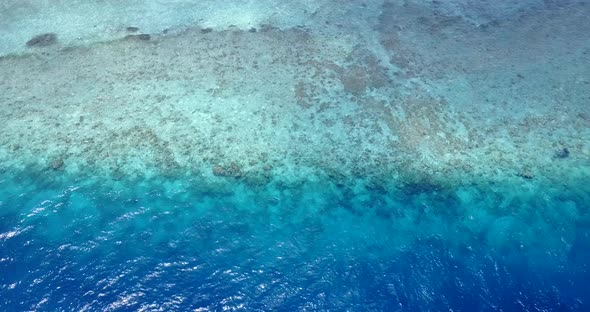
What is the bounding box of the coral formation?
[26,33,57,47]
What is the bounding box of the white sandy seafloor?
[1,0,589,263]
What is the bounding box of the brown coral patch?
[213,163,243,178]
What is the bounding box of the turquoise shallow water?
[1,169,589,310]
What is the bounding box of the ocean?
[1,0,589,310]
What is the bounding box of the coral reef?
[26,33,57,47]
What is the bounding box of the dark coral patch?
[124,34,151,41]
[554,147,570,159]
[212,163,243,178]
[26,33,57,47]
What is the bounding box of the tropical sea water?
[1,0,590,311]
[1,170,590,311]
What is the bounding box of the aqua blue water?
[1,169,589,311]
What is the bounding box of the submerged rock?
[26,33,57,47]
[517,170,534,180]
[137,34,151,41]
[124,34,151,41]
[126,26,140,32]
[554,147,570,159]
[50,159,64,170]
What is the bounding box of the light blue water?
[1,169,589,310]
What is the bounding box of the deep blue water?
[1,170,589,311]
